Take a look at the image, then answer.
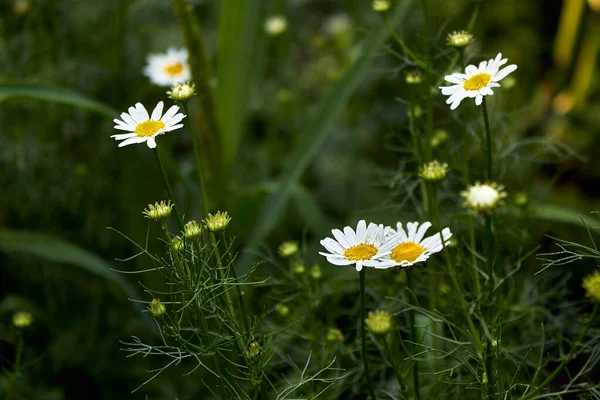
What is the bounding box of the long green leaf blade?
[0,83,117,118]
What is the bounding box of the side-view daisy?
[144,47,191,87]
[112,101,185,148]
[380,222,452,268]
[319,220,396,271]
[440,52,517,110]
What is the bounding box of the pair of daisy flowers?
[320,220,452,271]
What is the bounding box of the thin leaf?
[528,203,600,232]
[237,2,413,271]
[0,83,117,118]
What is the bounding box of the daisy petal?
[493,64,517,81]
[151,101,164,121]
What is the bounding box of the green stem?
[383,335,408,392]
[221,231,250,334]
[6,335,24,400]
[520,303,599,400]
[360,268,377,400]
[379,13,425,68]
[482,97,492,181]
[153,149,184,232]
[406,268,421,400]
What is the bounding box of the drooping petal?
[146,137,157,148]
[475,94,483,105]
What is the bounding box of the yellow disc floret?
[583,271,600,302]
[135,120,165,137]
[343,244,378,261]
[164,62,184,76]
[463,73,491,91]
[391,242,425,263]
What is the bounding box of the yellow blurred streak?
[589,0,600,12]
[571,15,600,104]
[553,0,586,69]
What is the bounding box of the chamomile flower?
[440,52,517,110]
[144,47,191,87]
[462,182,507,214]
[112,102,185,149]
[319,220,396,271]
[380,222,452,268]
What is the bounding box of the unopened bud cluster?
[149,299,166,318]
[447,30,473,48]
[183,220,202,240]
[167,82,195,101]
[203,211,231,232]
[419,160,448,183]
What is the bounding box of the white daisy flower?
[144,48,191,87]
[380,222,452,268]
[111,101,185,149]
[461,182,507,214]
[319,220,397,271]
[440,52,517,110]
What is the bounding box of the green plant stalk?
[171,0,220,150]
[221,231,250,334]
[520,302,599,400]
[482,98,492,181]
[420,0,434,161]
[406,268,421,400]
[153,149,184,232]
[359,268,377,400]
[379,13,425,68]
[181,102,210,217]
[384,335,408,392]
[6,335,24,400]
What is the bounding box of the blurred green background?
[2,0,600,398]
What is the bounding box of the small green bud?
[481,372,488,385]
[491,339,498,348]
[419,160,449,183]
[275,303,290,317]
[203,211,231,232]
[264,15,287,37]
[310,265,322,280]
[292,261,306,275]
[167,82,196,101]
[278,241,299,258]
[183,220,202,240]
[373,0,391,12]
[501,75,516,90]
[431,129,449,148]
[513,192,528,207]
[447,30,474,49]
[326,327,344,342]
[149,299,166,318]
[143,200,173,222]
[246,341,262,358]
[365,310,392,335]
[171,236,184,252]
[12,311,33,328]
[408,105,423,119]
[405,70,423,85]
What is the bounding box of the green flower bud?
[149,299,166,318]
[326,327,344,342]
[12,311,33,328]
[278,241,299,258]
[143,200,173,222]
[203,211,231,232]
[183,220,202,240]
[365,310,392,335]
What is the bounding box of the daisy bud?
[447,30,474,49]
[183,220,202,240]
[326,327,344,342]
[583,271,600,302]
[292,261,306,275]
[12,311,33,328]
[461,182,507,214]
[482,372,488,385]
[203,211,231,232]
[408,105,423,119]
[171,236,184,252]
[431,129,449,148]
[143,200,173,222]
[501,75,516,90]
[419,160,449,183]
[491,339,498,348]
[405,70,423,85]
[264,15,287,37]
[373,0,391,12]
[167,82,196,101]
[246,341,262,358]
[513,192,528,207]
[310,265,322,280]
[365,310,392,335]
[278,241,299,258]
[275,303,290,317]
[149,299,166,318]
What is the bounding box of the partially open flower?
[447,30,474,48]
[167,82,196,101]
[419,160,448,183]
[246,341,262,358]
[143,200,174,222]
[405,70,423,85]
[365,310,392,335]
[171,236,184,252]
[461,182,507,214]
[183,220,202,240]
[203,211,231,232]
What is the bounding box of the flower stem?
[482,97,492,181]
[359,268,377,400]
[153,148,184,232]
[406,268,421,400]
[383,335,408,392]
[221,231,250,334]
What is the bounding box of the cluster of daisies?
[112,47,193,148]
[320,220,452,271]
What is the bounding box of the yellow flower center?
[344,244,378,261]
[391,242,425,263]
[463,73,491,91]
[164,62,184,76]
[135,120,165,137]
